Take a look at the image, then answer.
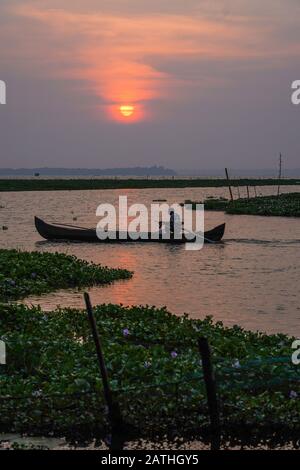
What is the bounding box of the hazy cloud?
[0,0,299,169]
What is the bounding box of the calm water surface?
[0,186,299,336]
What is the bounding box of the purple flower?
[9,279,15,286]
[122,328,130,337]
[289,390,298,399]
[31,272,37,279]
[232,359,241,369]
[171,351,178,359]
[193,324,202,333]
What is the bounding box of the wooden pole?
[225,168,233,202]
[84,292,124,449]
[277,153,282,196]
[246,185,250,200]
[198,338,221,450]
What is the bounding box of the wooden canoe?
[34,217,225,244]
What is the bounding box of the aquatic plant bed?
[0,249,132,302]
[0,303,299,448]
[186,193,300,217]
[0,178,299,192]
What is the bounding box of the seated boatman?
[158,209,182,238]
[169,208,182,238]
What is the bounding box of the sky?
[0,0,299,170]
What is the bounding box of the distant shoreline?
[0,166,177,177]
[0,178,299,192]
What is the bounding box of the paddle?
[183,227,215,244]
[160,220,214,244]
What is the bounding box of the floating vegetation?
[0,303,299,447]
[186,193,300,217]
[0,249,132,302]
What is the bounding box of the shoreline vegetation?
[0,249,132,302]
[186,193,300,217]
[0,178,299,192]
[0,303,299,448]
[0,250,300,448]
[0,249,299,448]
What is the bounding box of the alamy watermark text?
[0,80,6,104]
[291,80,300,105]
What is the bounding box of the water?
[0,186,299,336]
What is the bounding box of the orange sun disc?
[119,105,134,117]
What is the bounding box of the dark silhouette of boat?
[34,217,225,244]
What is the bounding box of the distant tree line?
[0,166,177,177]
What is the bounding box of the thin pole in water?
[198,337,221,450]
[246,185,250,200]
[225,168,233,202]
[84,292,124,449]
[277,153,282,196]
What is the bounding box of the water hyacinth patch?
[186,193,300,217]
[0,249,132,302]
[0,303,299,447]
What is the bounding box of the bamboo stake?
[277,153,282,196]
[84,293,124,449]
[225,168,233,202]
[198,338,221,450]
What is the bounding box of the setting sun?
[119,105,135,117]
[108,103,144,123]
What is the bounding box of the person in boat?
[168,208,182,238]
[169,209,175,233]
[170,208,183,235]
[158,208,180,237]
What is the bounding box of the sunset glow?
[13,3,276,125]
[2,1,300,142]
